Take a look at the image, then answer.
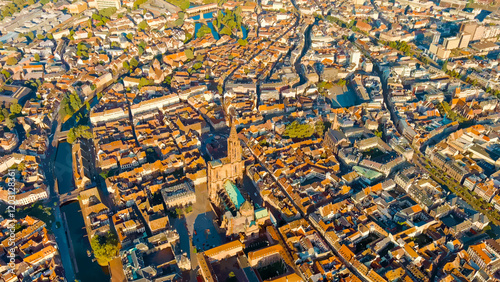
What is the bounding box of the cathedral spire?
[227,119,242,163]
[230,118,238,139]
[332,113,340,130]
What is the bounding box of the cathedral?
[207,124,271,239]
[207,124,245,204]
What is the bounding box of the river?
[294,23,314,86]
[55,142,109,281]
[54,142,74,194]
[60,202,110,282]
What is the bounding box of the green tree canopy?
[9,101,22,115]
[138,20,149,31]
[284,121,314,139]
[133,0,147,9]
[123,61,130,71]
[193,62,202,69]
[315,120,325,135]
[1,69,11,79]
[167,0,190,10]
[185,48,194,60]
[138,77,153,89]
[174,18,184,27]
[59,92,82,118]
[67,125,93,144]
[5,118,15,130]
[6,57,18,66]
[237,38,248,46]
[90,232,119,264]
[130,57,139,68]
[99,7,117,18]
[196,24,212,38]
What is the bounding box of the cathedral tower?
[227,123,242,163]
[207,122,245,203]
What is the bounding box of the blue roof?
[224,180,245,209]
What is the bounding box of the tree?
[9,102,22,115]
[174,18,184,27]
[6,57,18,66]
[315,120,325,135]
[99,7,117,18]
[163,75,172,85]
[46,33,53,40]
[336,79,346,86]
[1,69,11,79]
[138,20,149,31]
[184,32,192,43]
[126,33,133,41]
[130,57,139,68]
[138,41,146,55]
[220,26,232,36]
[2,108,9,120]
[138,77,153,89]
[67,125,93,143]
[442,60,448,72]
[99,170,110,179]
[284,121,314,139]
[237,38,248,46]
[5,118,15,130]
[193,62,202,70]
[90,232,119,264]
[69,92,82,112]
[196,24,212,38]
[34,53,40,62]
[133,0,148,9]
[185,48,194,60]
[123,61,130,71]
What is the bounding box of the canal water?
[60,203,110,282]
[54,142,74,194]
[55,142,109,281]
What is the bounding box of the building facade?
[207,124,245,203]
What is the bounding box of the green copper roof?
[224,180,245,210]
[353,166,383,180]
[255,207,268,220]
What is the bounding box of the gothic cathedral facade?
[207,125,245,203]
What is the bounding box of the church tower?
[207,122,245,203]
[227,122,242,163]
[332,113,340,130]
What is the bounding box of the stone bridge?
[186,3,218,18]
[59,189,80,206]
